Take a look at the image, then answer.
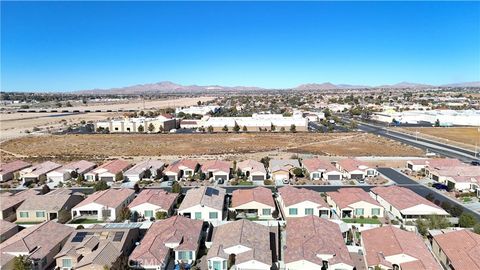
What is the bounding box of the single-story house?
[0,221,74,270]
[230,187,276,219]
[207,219,275,270]
[46,160,96,187]
[200,160,231,182]
[269,159,301,182]
[427,165,480,192]
[0,189,40,222]
[236,159,267,183]
[71,188,135,222]
[19,161,62,184]
[285,215,354,270]
[124,159,165,182]
[326,188,384,219]
[130,216,203,270]
[370,186,449,222]
[84,159,131,182]
[362,226,440,270]
[128,189,178,219]
[302,158,342,181]
[0,160,31,182]
[55,226,139,270]
[336,158,378,180]
[164,159,199,181]
[178,186,226,222]
[0,220,18,243]
[278,186,330,218]
[405,158,461,172]
[430,229,480,270]
[16,189,84,223]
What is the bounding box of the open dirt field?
[0,132,424,162]
[396,127,480,150]
[0,96,215,141]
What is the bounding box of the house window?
[223,261,227,269]
[209,212,218,219]
[62,258,72,268]
[355,208,364,216]
[289,208,298,215]
[19,212,29,218]
[144,210,153,218]
[36,211,45,218]
[102,209,111,217]
[178,251,193,260]
[305,208,314,215]
[213,261,222,270]
[371,208,380,216]
[194,212,202,220]
[262,209,271,216]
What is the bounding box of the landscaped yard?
[342,218,381,224]
[70,218,103,224]
[15,221,43,225]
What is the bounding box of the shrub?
[263,179,274,185]
[94,181,109,191]
[155,211,167,220]
[459,213,476,228]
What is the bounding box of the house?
[55,226,139,270]
[326,188,384,219]
[269,159,301,182]
[164,159,199,181]
[302,158,342,181]
[124,160,165,182]
[336,158,378,180]
[427,165,480,192]
[236,159,267,183]
[84,159,131,182]
[46,160,96,187]
[430,229,480,270]
[130,216,203,269]
[0,189,40,222]
[207,219,275,270]
[0,160,31,182]
[230,187,276,220]
[362,226,440,270]
[19,161,62,184]
[284,215,354,270]
[278,186,330,218]
[0,221,74,270]
[0,220,18,243]
[71,188,135,221]
[128,189,178,219]
[201,160,231,182]
[178,186,226,222]
[16,189,84,223]
[406,158,462,172]
[370,186,449,222]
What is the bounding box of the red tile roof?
[96,159,131,174]
[337,158,370,172]
[74,188,134,209]
[128,189,178,210]
[327,188,380,209]
[237,160,266,174]
[201,160,231,173]
[302,158,337,173]
[278,186,328,208]
[231,187,275,208]
[433,229,480,270]
[165,159,198,173]
[0,160,31,176]
[362,226,439,270]
[425,158,463,168]
[371,186,443,211]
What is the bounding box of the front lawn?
[15,221,43,225]
[342,218,381,224]
[237,181,253,186]
[70,218,103,224]
[463,197,472,203]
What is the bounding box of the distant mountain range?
[75,80,480,94]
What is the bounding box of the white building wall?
[178,205,223,222]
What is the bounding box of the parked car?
[432,183,449,191]
[471,160,480,166]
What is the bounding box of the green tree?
[147,123,155,133]
[242,125,248,132]
[76,174,84,185]
[137,125,144,133]
[280,127,285,132]
[233,122,240,133]
[58,209,72,223]
[270,123,276,132]
[450,205,463,217]
[66,101,73,107]
[41,184,50,194]
[292,168,304,177]
[208,125,214,133]
[94,180,109,191]
[117,207,131,222]
[473,223,480,234]
[171,181,182,193]
[222,125,229,132]
[13,255,32,270]
[290,124,296,133]
[459,213,476,228]
[435,119,440,127]
[155,211,167,220]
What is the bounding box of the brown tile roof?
[425,158,463,168]
[0,189,40,211]
[206,219,273,266]
[237,160,266,174]
[201,160,231,174]
[62,160,97,174]
[90,159,130,175]
[165,159,198,173]
[431,165,480,177]
[371,186,443,211]
[17,189,83,212]
[73,188,134,209]
[362,226,439,270]
[0,221,74,262]
[327,188,380,209]
[231,187,275,208]
[128,189,178,210]
[285,216,353,267]
[0,220,18,236]
[178,186,226,211]
[0,160,31,176]
[130,216,203,267]
[278,186,328,208]
[21,161,62,176]
[433,229,480,270]
[302,158,338,173]
[337,158,369,172]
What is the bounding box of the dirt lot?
[0,132,424,162]
[396,127,480,150]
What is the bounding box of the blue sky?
[1,1,480,91]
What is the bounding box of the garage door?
[215,175,226,181]
[252,175,265,181]
[351,174,363,180]
[328,174,341,180]
[100,177,114,182]
[167,175,176,181]
[274,174,287,181]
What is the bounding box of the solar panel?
[71,232,88,242]
[113,231,124,242]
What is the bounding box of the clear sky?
[1,1,480,92]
